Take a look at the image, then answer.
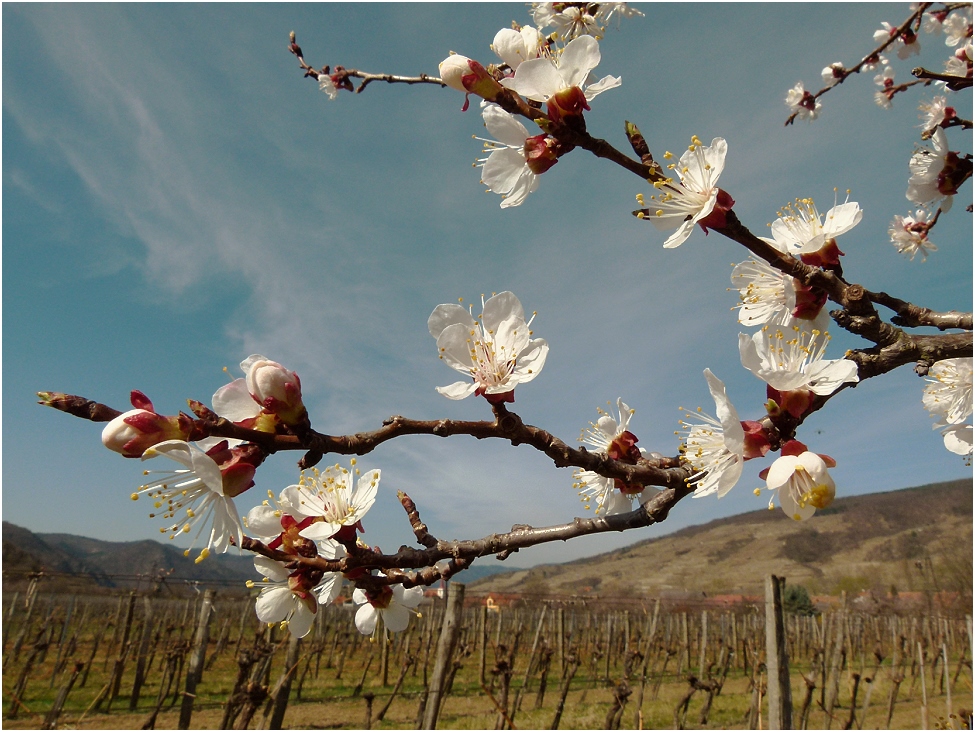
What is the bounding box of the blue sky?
[4,4,971,570]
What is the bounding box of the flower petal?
[482,147,531,197]
[381,603,412,633]
[351,469,381,520]
[822,201,862,238]
[482,105,530,148]
[704,369,745,454]
[502,57,563,100]
[499,166,539,208]
[355,604,378,635]
[288,605,316,638]
[246,504,284,538]
[436,322,477,373]
[212,379,261,422]
[558,35,600,88]
[428,304,476,340]
[435,380,478,400]
[943,424,973,455]
[482,292,524,334]
[583,74,621,101]
[255,585,294,623]
[511,339,548,384]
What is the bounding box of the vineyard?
[2,579,972,730]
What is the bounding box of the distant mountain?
[2,521,256,594]
[467,479,973,599]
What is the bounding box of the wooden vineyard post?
[178,588,214,730]
[421,582,465,730]
[918,641,928,730]
[479,604,488,686]
[130,594,154,710]
[766,575,793,729]
[42,661,84,730]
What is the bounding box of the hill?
[2,521,256,594]
[467,479,973,599]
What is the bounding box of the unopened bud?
[242,355,307,426]
[101,409,190,458]
[438,54,503,102]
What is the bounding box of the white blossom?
[250,543,346,638]
[642,136,729,248]
[785,82,821,121]
[761,194,862,257]
[475,105,554,208]
[821,62,844,88]
[572,398,658,515]
[500,35,620,107]
[766,451,836,521]
[137,440,245,559]
[942,12,972,47]
[923,357,973,426]
[679,370,745,498]
[428,291,548,402]
[353,585,424,637]
[282,460,379,542]
[888,210,938,261]
[739,326,859,395]
[730,259,830,331]
[907,128,956,211]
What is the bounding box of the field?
[2,587,972,730]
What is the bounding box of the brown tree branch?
[866,290,973,331]
[912,67,974,91]
[239,482,694,587]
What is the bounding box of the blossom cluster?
[780,5,971,261]
[46,1,970,642]
[99,354,425,639]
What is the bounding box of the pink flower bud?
[438,55,503,102]
[101,408,190,457]
[241,355,307,426]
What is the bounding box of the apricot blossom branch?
[912,65,975,89]
[288,32,447,94]
[784,3,931,125]
[239,481,694,590]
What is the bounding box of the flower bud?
[438,54,503,102]
[101,409,190,458]
[241,355,307,426]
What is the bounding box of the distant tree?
[782,584,818,616]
